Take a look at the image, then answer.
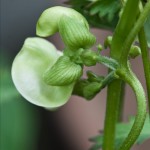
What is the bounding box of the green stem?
[103,80,122,150]
[138,27,150,114]
[117,67,147,150]
[97,55,118,70]
[113,3,150,149]
[103,0,140,149]
[100,71,117,89]
[118,82,126,122]
[120,0,150,67]
[110,0,140,60]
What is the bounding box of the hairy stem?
[109,2,150,149]
[97,55,118,70]
[100,71,117,89]
[117,67,147,150]
[138,27,150,114]
[103,0,140,149]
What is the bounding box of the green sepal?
[72,79,101,100]
[43,56,83,86]
[73,71,104,100]
[83,82,102,100]
[73,70,116,100]
[12,37,74,108]
[87,71,104,82]
[36,6,89,37]
[59,16,96,50]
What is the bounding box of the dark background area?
[1,0,59,59]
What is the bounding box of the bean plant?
[11,0,150,150]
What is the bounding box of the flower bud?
[81,50,98,66]
[36,6,89,37]
[104,36,112,48]
[83,82,101,100]
[129,45,141,58]
[97,44,103,51]
[72,79,101,100]
[11,37,74,108]
[43,56,83,86]
[59,16,96,50]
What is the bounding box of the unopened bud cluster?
[36,6,96,86]
[11,6,97,108]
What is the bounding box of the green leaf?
[144,13,150,48]
[11,37,74,109]
[65,0,121,30]
[90,115,150,150]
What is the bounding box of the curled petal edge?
[11,37,74,108]
[36,6,89,37]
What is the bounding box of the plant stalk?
[138,27,150,114]
[118,82,126,122]
[116,2,150,149]
[120,0,150,67]
[103,0,140,149]
[103,80,123,150]
[117,67,147,150]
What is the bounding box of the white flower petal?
[12,37,74,108]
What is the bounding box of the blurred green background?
[0,56,39,150]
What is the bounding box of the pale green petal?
[12,37,74,108]
[43,56,83,86]
[36,6,89,37]
[59,16,96,50]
